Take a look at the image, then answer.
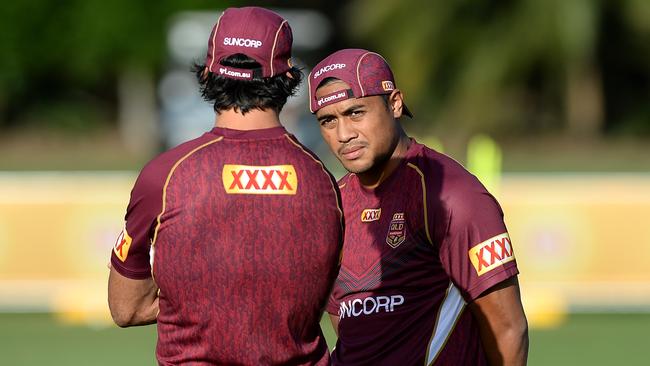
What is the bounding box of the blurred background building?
[0,0,649,365]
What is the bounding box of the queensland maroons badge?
[386,212,406,248]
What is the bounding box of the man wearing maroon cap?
[108,7,343,365]
[309,49,528,365]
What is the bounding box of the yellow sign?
[1,172,650,327]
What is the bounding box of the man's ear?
[389,89,405,118]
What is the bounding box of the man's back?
[117,126,342,365]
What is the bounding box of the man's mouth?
[339,144,365,160]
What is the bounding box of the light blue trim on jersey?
[425,283,466,365]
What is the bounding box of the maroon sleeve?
[109,133,218,279]
[110,162,165,279]
[436,178,519,302]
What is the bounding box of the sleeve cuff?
[110,255,152,280]
[464,264,519,301]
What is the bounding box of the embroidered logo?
[317,89,351,107]
[114,227,133,262]
[223,164,297,195]
[313,63,346,78]
[381,80,395,91]
[468,233,515,276]
[361,208,381,222]
[386,212,406,248]
[223,37,262,48]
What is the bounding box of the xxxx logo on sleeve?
[468,232,515,276]
[113,227,133,262]
[222,164,298,195]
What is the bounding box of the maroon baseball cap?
[308,48,413,117]
[205,7,293,80]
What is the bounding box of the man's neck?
[358,135,411,189]
[215,108,282,130]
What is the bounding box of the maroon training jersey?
[111,126,343,365]
[327,140,518,366]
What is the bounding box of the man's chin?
[338,159,369,174]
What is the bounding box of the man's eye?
[350,110,364,117]
[320,119,336,128]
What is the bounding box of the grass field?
[1,313,648,365]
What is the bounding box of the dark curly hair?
[193,53,302,114]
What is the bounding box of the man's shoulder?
[408,141,488,201]
[282,134,329,165]
[407,142,470,180]
[277,135,342,191]
[137,133,221,189]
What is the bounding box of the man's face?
[315,80,401,175]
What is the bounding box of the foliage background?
[0,0,648,170]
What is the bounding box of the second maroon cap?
[308,48,413,117]
[205,7,293,80]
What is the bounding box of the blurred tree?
[343,0,650,140]
[0,0,236,130]
[599,0,650,136]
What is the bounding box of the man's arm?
[108,266,159,327]
[468,276,529,366]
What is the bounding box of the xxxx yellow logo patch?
[468,233,515,276]
[361,208,381,222]
[113,227,133,262]
[222,164,297,195]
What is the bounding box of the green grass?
[529,313,650,365]
[0,313,157,365]
[0,313,648,365]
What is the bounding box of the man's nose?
[337,119,358,143]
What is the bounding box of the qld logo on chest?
[222,164,297,195]
[386,212,406,248]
